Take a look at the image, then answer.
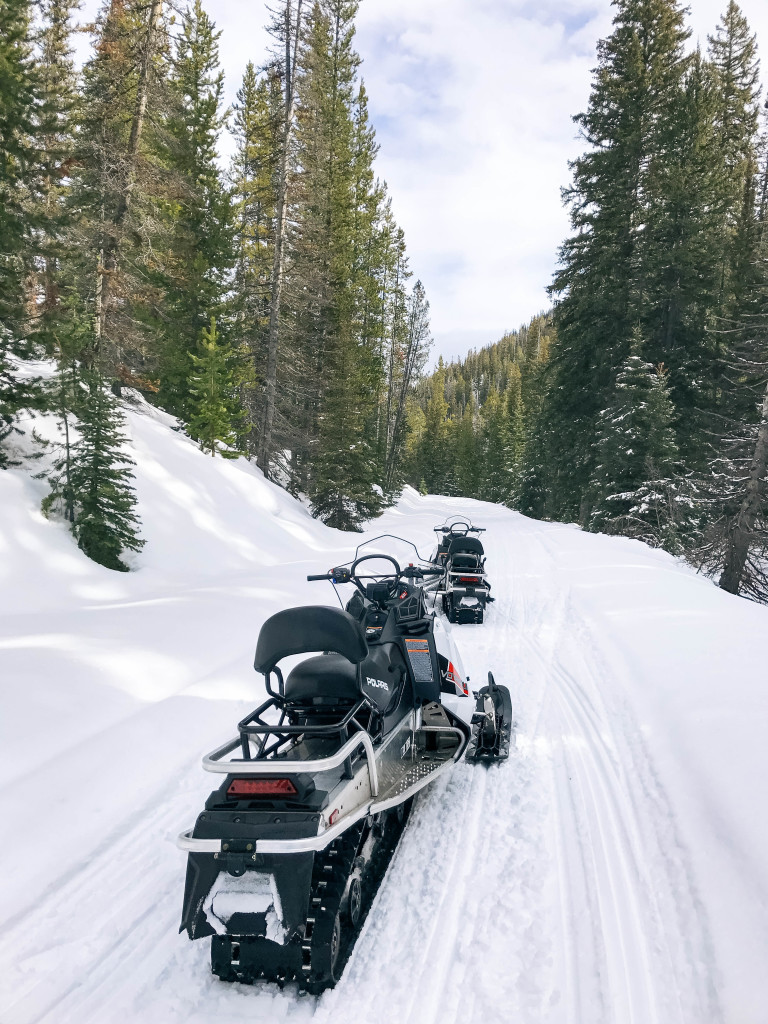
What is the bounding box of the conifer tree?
[708,0,761,292]
[297,0,385,526]
[417,358,450,494]
[588,346,685,548]
[479,387,511,504]
[231,61,279,450]
[35,0,81,319]
[383,279,431,492]
[67,370,144,570]
[188,317,251,457]
[451,395,479,498]
[546,0,691,520]
[157,0,234,420]
[0,0,43,466]
[259,0,304,477]
[72,0,168,372]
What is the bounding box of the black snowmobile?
[432,517,492,624]
[177,543,512,992]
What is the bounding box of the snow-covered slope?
[1,396,767,1024]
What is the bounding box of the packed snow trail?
[2,406,768,1022]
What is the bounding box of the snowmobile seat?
[447,536,484,558]
[284,654,361,702]
[451,553,482,571]
[254,605,368,674]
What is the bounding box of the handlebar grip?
[306,574,331,581]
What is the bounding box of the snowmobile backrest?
[448,536,484,558]
[254,605,369,674]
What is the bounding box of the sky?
[77,0,768,363]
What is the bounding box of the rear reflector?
[459,577,480,584]
[227,778,297,797]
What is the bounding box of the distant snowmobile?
[177,536,512,992]
[432,517,492,624]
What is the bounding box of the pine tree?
[188,317,251,457]
[383,278,431,492]
[40,291,94,525]
[259,0,304,477]
[0,0,43,466]
[479,386,511,504]
[157,0,234,420]
[35,0,81,319]
[417,358,449,494]
[68,369,144,570]
[297,0,385,527]
[546,0,691,520]
[72,0,168,373]
[230,62,280,452]
[588,346,685,548]
[451,395,480,497]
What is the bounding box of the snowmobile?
[432,517,492,624]
[177,540,512,992]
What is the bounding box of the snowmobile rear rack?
[202,728,380,794]
[234,691,376,758]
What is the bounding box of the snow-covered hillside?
[2,395,768,1024]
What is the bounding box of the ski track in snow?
[0,499,730,1023]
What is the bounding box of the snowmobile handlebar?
[434,522,485,535]
[307,555,402,592]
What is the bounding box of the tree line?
[409,0,768,601]
[0,0,432,569]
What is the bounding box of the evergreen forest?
[2,0,768,602]
[0,0,432,567]
[406,0,768,602]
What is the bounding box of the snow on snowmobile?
[432,517,492,624]
[177,540,512,992]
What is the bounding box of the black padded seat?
[452,553,481,571]
[448,536,484,557]
[284,654,361,703]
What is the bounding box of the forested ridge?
[3,0,768,601]
[409,0,768,601]
[0,0,431,567]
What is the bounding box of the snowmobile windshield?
[353,534,434,572]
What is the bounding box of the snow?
[2,395,768,1023]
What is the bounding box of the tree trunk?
[719,380,768,594]
[259,0,302,477]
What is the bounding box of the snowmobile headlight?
[226,778,298,797]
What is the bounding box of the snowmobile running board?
[177,725,466,856]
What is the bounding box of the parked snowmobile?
[177,543,512,992]
[432,517,492,624]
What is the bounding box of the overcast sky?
[80,0,768,362]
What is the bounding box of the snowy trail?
[2,481,767,1022]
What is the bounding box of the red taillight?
[227,778,297,797]
[460,576,480,584]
